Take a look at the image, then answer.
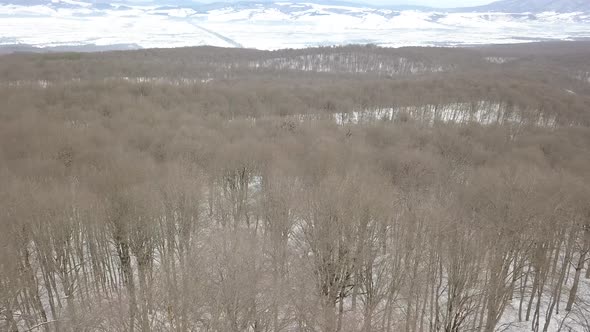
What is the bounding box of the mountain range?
[4,0,590,12]
[467,0,590,13]
[0,0,589,51]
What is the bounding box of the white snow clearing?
[1,2,589,50]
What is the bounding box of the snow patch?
[333,102,557,128]
[485,56,516,64]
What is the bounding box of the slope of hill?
[470,0,590,13]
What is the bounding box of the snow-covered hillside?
[0,0,589,50]
[468,0,590,13]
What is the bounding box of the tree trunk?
[566,250,588,311]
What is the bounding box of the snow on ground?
[498,268,590,332]
[1,76,214,88]
[0,12,231,48]
[485,56,517,64]
[574,72,590,83]
[0,2,589,50]
[247,53,445,75]
[333,102,557,128]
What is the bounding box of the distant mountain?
[182,0,590,13]
[2,0,590,13]
[0,0,118,9]
[1,0,96,4]
[467,0,590,13]
[0,43,140,54]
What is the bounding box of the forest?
[1,41,590,332]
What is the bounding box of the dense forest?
[1,42,590,332]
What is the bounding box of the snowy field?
[1,1,590,50]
